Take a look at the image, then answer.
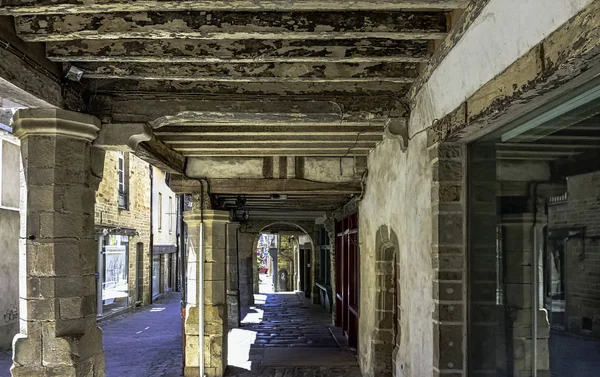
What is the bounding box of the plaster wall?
[359,133,433,377]
[358,0,593,375]
[416,0,593,134]
[152,166,177,246]
[0,134,20,350]
[186,157,264,179]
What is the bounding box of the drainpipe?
[149,165,154,303]
[529,181,552,377]
[179,194,187,374]
[97,236,104,317]
[199,181,205,377]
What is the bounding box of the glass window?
[468,79,600,376]
[102,234,129,315]
[117,152,129,209]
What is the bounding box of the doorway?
[335,213,359,348]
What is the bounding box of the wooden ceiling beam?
[154,126,384,135]
[92,97,400,124]
[181,150,370,157]
[209,178,362,195]
[47,39,430,63]
[171,143,376,151]
[160,134,383,143]
[74,61,418,82]
[82,79,411,96]
[1,0,468,15]
[15,11,447,42]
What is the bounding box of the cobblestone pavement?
[0,293,183,377]
[227,276,361,377]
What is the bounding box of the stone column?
[11,109,106,377]
[202,210,229,377]
[238,231,258,307]
[226,222,240,329]
[183,197,229,377]
[502,214,550,377]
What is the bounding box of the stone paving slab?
[227,284,361,377]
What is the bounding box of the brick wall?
[548,170,600,336]
[95,151,152,305]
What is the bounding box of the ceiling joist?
[15,11,447,42]
[0,0,468,15]
[47,39,431,64]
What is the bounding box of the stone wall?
[95,151,151,305]
[548,171,600,336]
[0,133,20,350]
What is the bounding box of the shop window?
[99,234,129,316]
[117,152,129,209]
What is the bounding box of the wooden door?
[335,213,359,348]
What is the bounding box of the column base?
[183,366,199,377]
[12,326,105,377]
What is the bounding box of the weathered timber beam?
[0,0,469,15]
[160,134,383,143]
[154,125,384,135]
[170,177,361,195]
[213,178,362,194]
[135,135,186,174]
[90,97,399,123]
[171,143,376,151]
[15,11,447,42]
[180,150,370,157]
[47,39,430,63]
[83,79,411,97]
[0,16,83,109]
[75,61,418,82]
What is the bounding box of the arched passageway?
[226,222,360,377]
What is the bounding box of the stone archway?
[372,225,400,377]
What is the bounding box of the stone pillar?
[502,214,550,377]
[183,197,229,377]
[202,210,229,377]
[430,143,467,377]
[11,109,106,377]
[226,222,240,329]
[238,232,258,307]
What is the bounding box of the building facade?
[94,151,152,315]
[0,114,20,351]
[151,166,179,300]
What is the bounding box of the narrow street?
[226,274,361,377]
[0,294,183,377]
[101,293,182,377]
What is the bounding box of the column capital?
[184,209,230,225]
[203,210,230,224]
[12,108,101,142]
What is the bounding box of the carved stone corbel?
[385,117,409,152]
[94,123,152,152]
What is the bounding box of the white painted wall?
[152,166,177,246]
[0,132,21,351]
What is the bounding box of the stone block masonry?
[11,108,106,377]
[549,171,600,337]
[95,151,152,305]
